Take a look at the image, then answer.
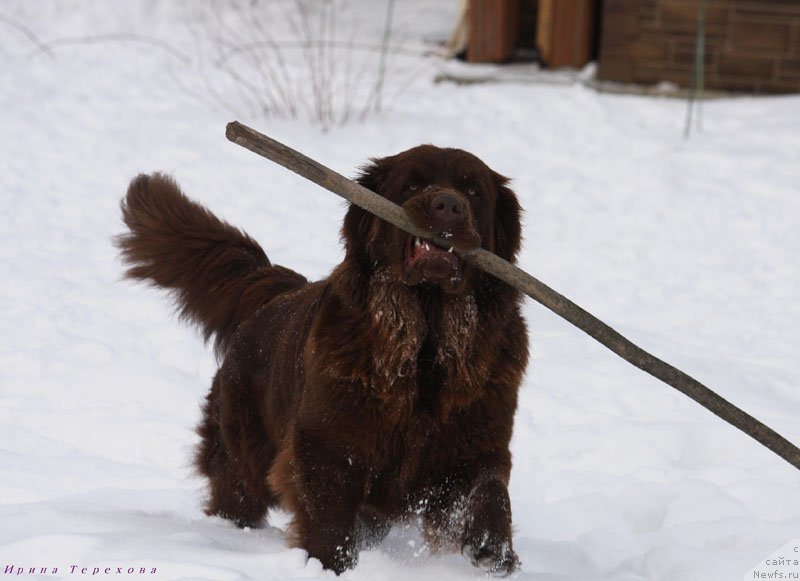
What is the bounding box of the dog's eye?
[408,184,418,192]
[466,187,478,197]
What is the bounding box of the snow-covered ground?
[2,1,799,579]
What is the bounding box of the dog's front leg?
[287,427,366,574]
[460,474,519,576]
[421,469,519,576]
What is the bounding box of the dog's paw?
[313,544,359,576]
[462,531,520,577]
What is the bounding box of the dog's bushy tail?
[116,173,307,357]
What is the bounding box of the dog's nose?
[430,193,464,226]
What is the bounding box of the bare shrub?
[187,0,419,131]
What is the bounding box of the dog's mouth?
[403,235,462,288]
[406,235,455,265]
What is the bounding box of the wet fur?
[116,146,529,575]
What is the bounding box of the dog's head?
[342,145,522,294]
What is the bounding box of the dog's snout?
[430,193,464,226]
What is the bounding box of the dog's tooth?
[447,247,454,253]
[415,237,422,247]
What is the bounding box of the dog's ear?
[341,204,372,260]
[341,156,392,259]
[491,171,523,263]
[354,155,392,195]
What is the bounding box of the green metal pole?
[684,0,708,139]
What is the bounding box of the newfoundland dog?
[116,145,528,575]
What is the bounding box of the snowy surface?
[2,1,800,579]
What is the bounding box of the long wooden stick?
[225,120,800,471]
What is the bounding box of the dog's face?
[343,145,522,294]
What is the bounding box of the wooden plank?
[538,0,595,68]
[537,0,554,63]
[468,0,520,63]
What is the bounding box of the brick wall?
[597,0,800,94]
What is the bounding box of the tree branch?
[225,120,800,472]
[0,13,55,59]
[26,33,190,64]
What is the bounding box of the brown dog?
[116,145,529,575]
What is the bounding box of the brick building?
[598,0,800,94]
[465,0,800,94]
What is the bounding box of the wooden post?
[537,0,595,68]
[468,0,520,63]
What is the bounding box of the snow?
[2,1,800,579]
